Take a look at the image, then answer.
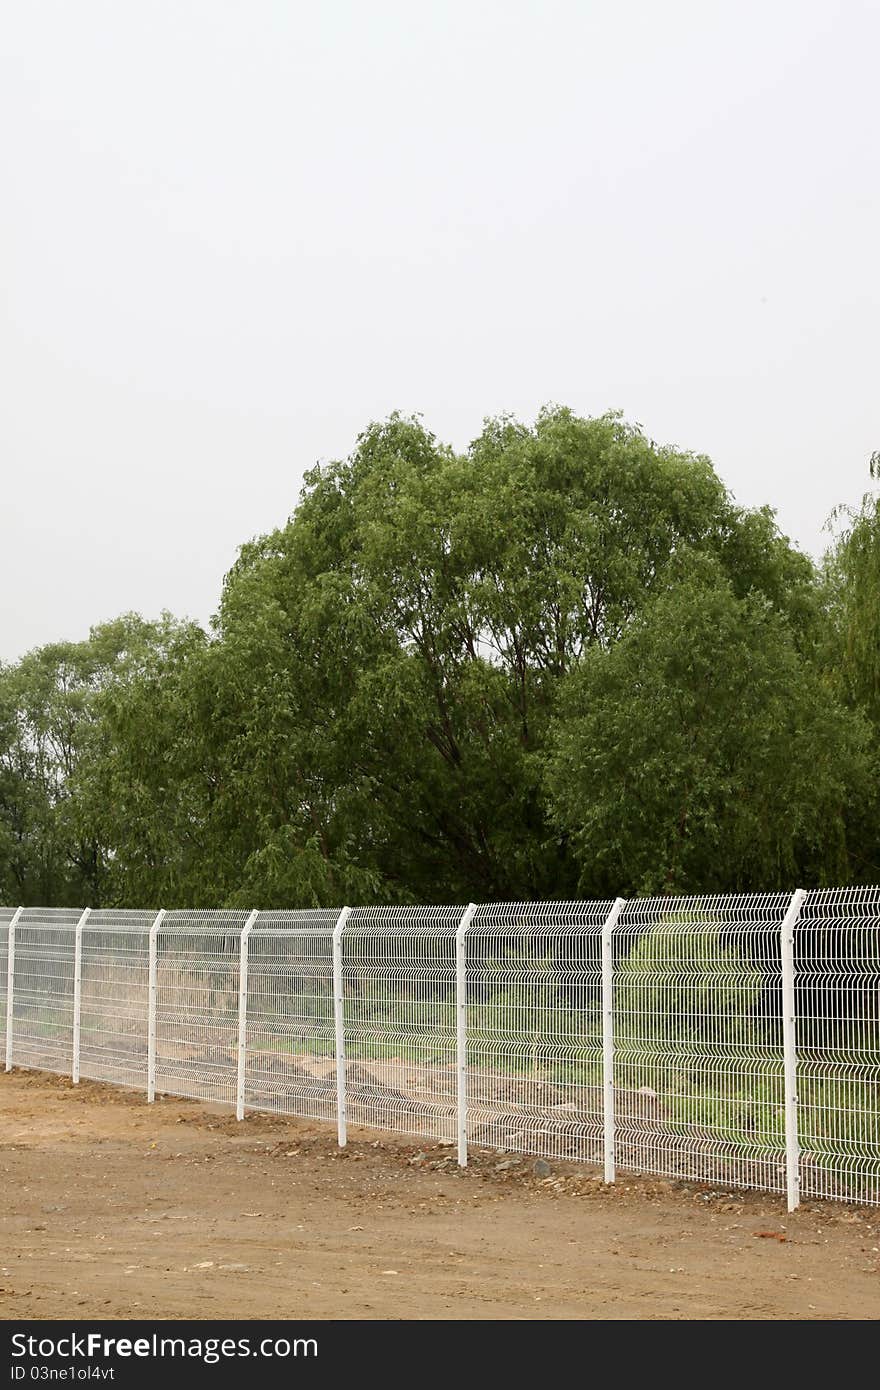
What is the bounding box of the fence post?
[601,897,626,1183]
[781,888,806,1213]
[455,903,477,1168]
[71,906,92,1084]
[146,909,166,1103]
[4,907,24,1073]
[332,906,352,1147]
[235,910,260,1121]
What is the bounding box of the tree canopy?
[1,407,876,907]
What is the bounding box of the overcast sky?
[2,1,878,663]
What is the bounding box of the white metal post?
[235,910,260,1121]
[332,906,352,1147]
[601,897,626,1183]
[146,909,166,1103]
[71,907,91,1084]
[455,904,477,1168]
[4,907,24,1073]
[781,888,806,1213]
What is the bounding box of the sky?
[2,0,878,663]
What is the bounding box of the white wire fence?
[2,889,879,1210]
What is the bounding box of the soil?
[1,1070,878,1321]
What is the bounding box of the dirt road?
[1,1071,877,1320]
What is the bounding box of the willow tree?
[547,566,870,896]
[63,408,834,908]
[170,408,820,906]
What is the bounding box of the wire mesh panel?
[797,887,880,1206]
[3,889,880,1208]
[244,910,339,1121]
[78,910,156,1089]
[154,911,250,1106]
[466,900,613,1161]
[342,906,461,1140]
[613,893,791,1192]
[0,907,15,1040]
[8,908,82,1073]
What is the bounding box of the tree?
[5,407,837,908]
[824,460,880,726]
[816,459,880,884]
[546,566,871,896]
[198,407,818,905]
[0,615,202,906]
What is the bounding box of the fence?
[2,888,879,1210]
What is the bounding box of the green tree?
[546,567,870,896]
[22,407,834,909]
[0,614,201,906]
[198,407,818,905]
[824,459,880,725]
[817,459,880,882]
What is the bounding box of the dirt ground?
[1,1071,878,1321]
